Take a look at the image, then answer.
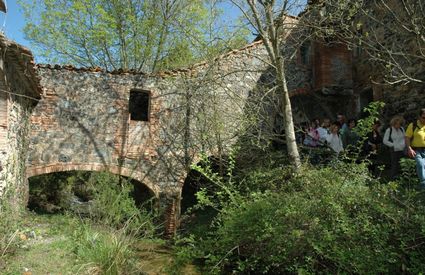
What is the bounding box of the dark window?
[300,43,310,65]
[129,90,150,121]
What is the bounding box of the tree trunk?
[276,56,301,168]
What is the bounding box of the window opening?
[300,43,310,65]
[129,90,150,121]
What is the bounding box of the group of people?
[298,114,375,156]
[297,108,425,187]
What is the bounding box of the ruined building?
[0,35,41,209]
[0,1,423,235]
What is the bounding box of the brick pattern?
[313,41,353,92]
[26,162,160,196]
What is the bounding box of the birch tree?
[232,0,306,168]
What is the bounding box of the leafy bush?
[399,158,418,188]
[29,171,156,236]
[195,163,425,274]
[28,172,76,212]
[72,222,142,275]
[85,172,156,237]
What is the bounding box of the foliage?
[28,171,157,236]
[72,222,142,275]
[339,101,385,161]
[85,172,157,237]
[28,171,77,212]
[398,158,418,188]
[0,188,24,267]
[0,206,20,268]
[185,161,425,274]
[19,0,249,72]
[353,101,385,138]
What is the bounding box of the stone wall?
[0,35,40,210]
[351,0,425,123]
[27,36,314,187]
[27,41,273,234]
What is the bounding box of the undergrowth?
[173,150,425,274]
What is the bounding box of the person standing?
[303,119,320,147]
[383,116,405,179]
[317,118,331,145]
[405,109,425,188]
[337,114,348,133]
[341,119,359,149]
[326,122,343,155]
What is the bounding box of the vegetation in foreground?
[2,151,425,274]
[0,172,167,275]
[173,148,425,274]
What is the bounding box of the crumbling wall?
[0,35,40,209]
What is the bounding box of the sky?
[0,0,29,47]
[0,0,244,51]
[0,0,306,61]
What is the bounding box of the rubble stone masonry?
[0,35,41,210]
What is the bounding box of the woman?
[326,122,343,155]
[383,116,405,179]
[303,120,320,147]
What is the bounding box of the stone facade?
[0,35,41,210]
[350,0,425,121]
[27,41,272,234]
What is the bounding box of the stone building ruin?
[0,1,423,235]
[0,35,41,209]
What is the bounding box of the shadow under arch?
[26,163,160,197]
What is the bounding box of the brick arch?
[26,163,160,197]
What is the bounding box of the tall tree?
[20,0,249,72]
[231,0,306,168]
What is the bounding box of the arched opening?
[179,157,230,234]
[27,170,156,214]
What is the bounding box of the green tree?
[20,0,249,72]
[231,0,307,168]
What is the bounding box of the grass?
[0,212,200,275]
[0,213,77,274]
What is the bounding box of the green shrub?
[196,163,425,274]
[28,172,76,212]
[86,172,156,237]
[399,158,418,188]
[72,222,142,275]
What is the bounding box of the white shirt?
[383,127,405,152]
[317,127,329,143]
[326,133,343,154]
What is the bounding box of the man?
[336,114,348,133]
[405,108,425,188]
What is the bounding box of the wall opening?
[27,171,155,214]
[129,89,150,121]
[300,42,311,65]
